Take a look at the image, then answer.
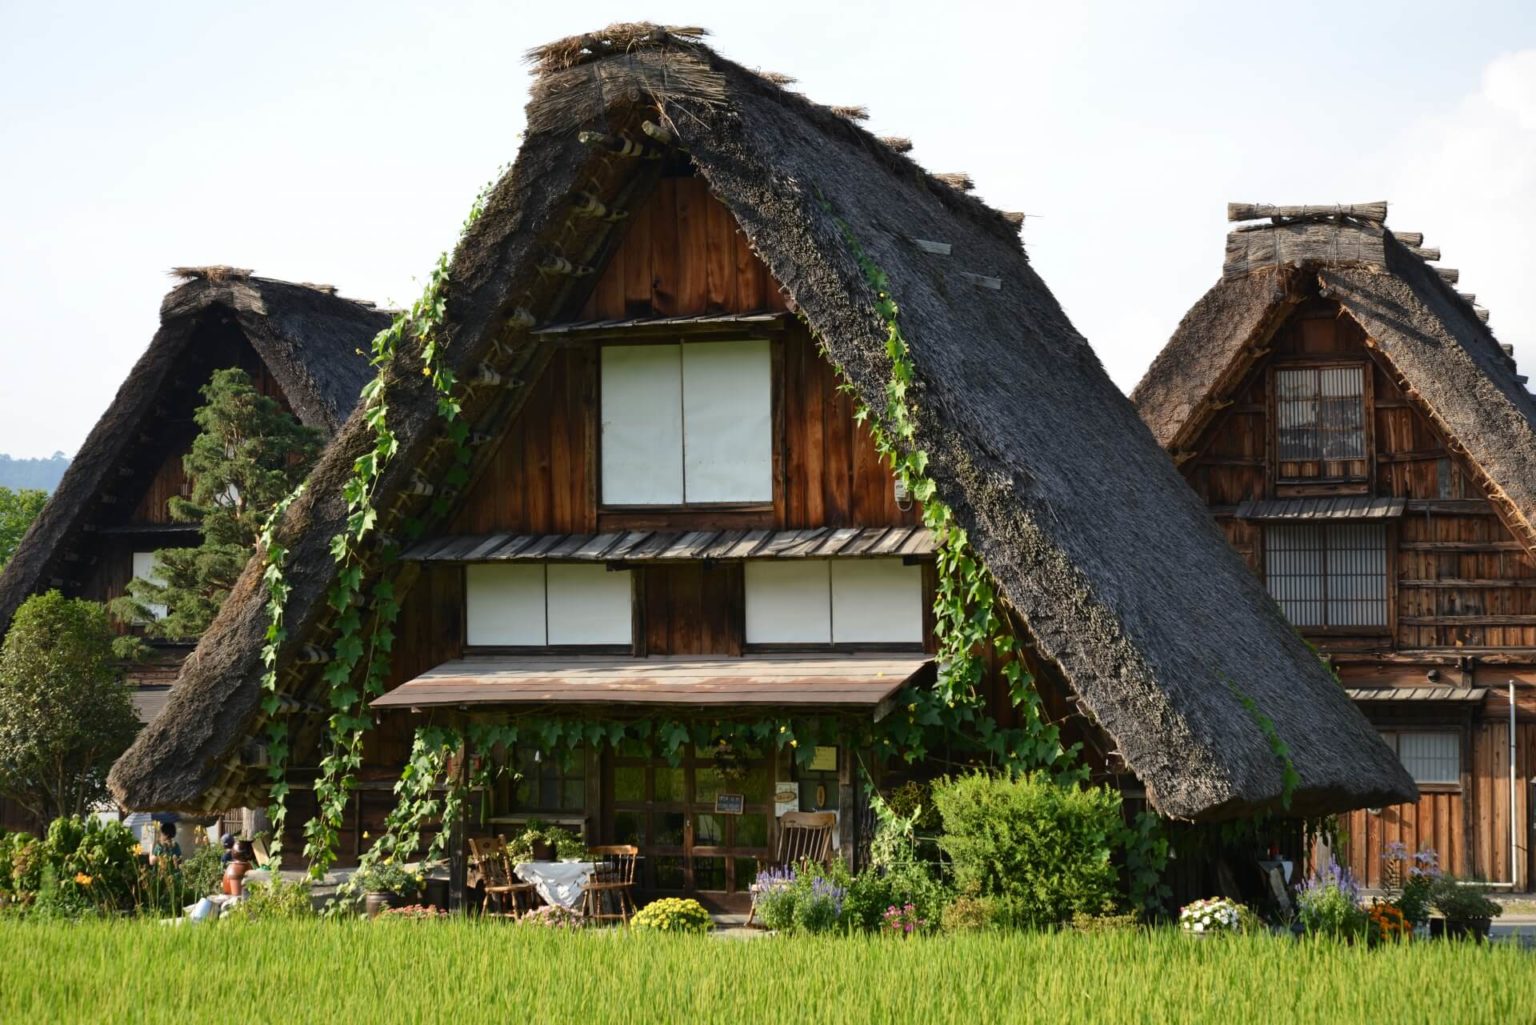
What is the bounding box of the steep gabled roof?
[1134,203,1536,551]
[0,270,388,633]
[111,26,1413,821]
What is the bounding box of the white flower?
[1193,922,1205,933]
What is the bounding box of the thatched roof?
[0,271,388,634]
[111,26,1413,821]
[1134,206,1536,551]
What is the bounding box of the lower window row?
[465,558,924,647]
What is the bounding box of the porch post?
[838,744,855,865]
[448,737,470,913]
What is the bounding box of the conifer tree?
[111,368,320,640]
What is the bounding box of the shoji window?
[130,551,168,621]
[1274,366,1367,480]
[1381,731,1461,785]
[600,340,772,505]
[744,559,924,645]
[465,564,632,647]
[1264,523,1387,628]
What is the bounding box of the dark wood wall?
[1180,295,1535,888]
[1183,298,1536,652]
[450,177,916,538]
[578,177,790,321]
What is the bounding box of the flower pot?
[530,840,555,862]
[222,859,252,897]
[1442,917,1492,942]
[365,891,406,920]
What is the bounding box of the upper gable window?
[1274,366,1367,481]
[600,340,772,506]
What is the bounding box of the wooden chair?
[581,845,639,926]
[468,836,537,918]
[747,811,837,926]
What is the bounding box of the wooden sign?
[714,793,745,815]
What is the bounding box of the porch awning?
[371,653,932,718]
[1233,496,1407,522]
[1345,686,1488,703]
[401,525,935,564]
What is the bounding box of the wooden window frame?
[595,333,781,522]
[1376,727,1467,793]
[460,563,637,653]
[1261,522,1393,635]
[1268,359,1374,491]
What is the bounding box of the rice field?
[0,921,1530,1025]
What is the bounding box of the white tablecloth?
[514,861,595,910]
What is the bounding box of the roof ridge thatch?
[112,31,1413,822]
[0,274,389,640]
[1134,205,1536,553]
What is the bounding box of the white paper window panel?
[130,551,168,621]
[681,340,773,503]
[601,344,684,505]
[1396,732,1461,785]
[745,561,832,644]
[545,564,633,646]
[465,565,547,646]
[830,559,924,643]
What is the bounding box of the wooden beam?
[1228,201,1387,223]
[1399,615,1536,627]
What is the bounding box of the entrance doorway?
[605,743,773,909]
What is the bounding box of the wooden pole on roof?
[1227,202,1388,223]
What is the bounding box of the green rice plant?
[0,919,1533,1024]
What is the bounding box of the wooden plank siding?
[1179,293,1536,888]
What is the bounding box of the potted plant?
[1177,897,1244,938]
[1429,875,1502,941]
[507,823,587,863]
[351,861,424,919]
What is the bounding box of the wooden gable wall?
[448,175,917,538]
[1181,297,1536,653]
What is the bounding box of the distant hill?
[0,453,70,493]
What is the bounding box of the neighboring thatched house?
[1135,202,1536,888]
[111,27,1411,904]
[0,268,385,701]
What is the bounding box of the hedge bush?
[931,772,1122,927]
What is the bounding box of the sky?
[2,1,1534,458]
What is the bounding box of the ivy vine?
[826,212,1079,781]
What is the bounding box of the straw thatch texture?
[111,27,1413,821]
[1134,220,1536,543]
[0,275,387,637]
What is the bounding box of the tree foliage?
[0,487,47,569]
[110,368,320,640]
[0,592,139,822]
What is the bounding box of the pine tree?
[111,368,320,640]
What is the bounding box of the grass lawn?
[0,920,1529,1024]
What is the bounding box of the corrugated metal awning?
[534,312,790,336]
[372,654,931,718]
[1346,686,1488,703]
[1234,496,1407,522]
[403,526,935,564]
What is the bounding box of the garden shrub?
[843,861,947,932]
[225,878,314,921]
[751,864,851,934]
[940,894,997,933]
[931,771,1122,927]
[181,843,226,900]
[632,897,713,934]
[1296,861,1368,939]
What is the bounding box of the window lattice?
[1383,732,1461,785]
[1265,523,1387,628]
[1275,366,1366,463]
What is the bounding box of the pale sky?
[2,1,1534,458]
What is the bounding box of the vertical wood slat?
[674,178,711,315]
